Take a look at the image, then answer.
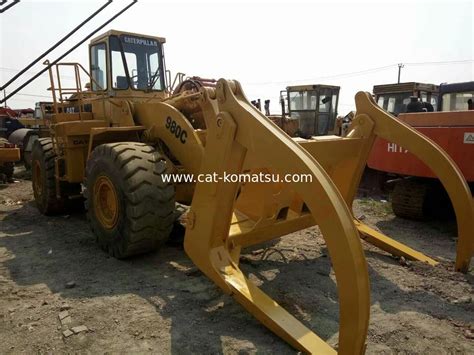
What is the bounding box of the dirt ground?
[0,173,473,354]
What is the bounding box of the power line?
[246,59,474,86]
[4,59,472,104]
[405,59,474,66]
[246,64,395,86]
[6,92,51,99]
[3,98,38,103]
[0,66,76,80]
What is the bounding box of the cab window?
[289,90,317,111]
[110,36,129,89]
[90,43,107,91]
[109,34,164,91]
[441,92,474,111]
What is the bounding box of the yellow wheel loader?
[269,84,341,137]
[31,30,474,353]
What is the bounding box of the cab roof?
[287,84,340,91]
[439,81,474,95]
[373,82,438,95]
[90,29,166,45]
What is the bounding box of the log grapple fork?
[179,80,473,354]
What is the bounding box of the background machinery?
[368,81,474,219]
[0,107,27,181]
[29,30,473,353]
[269,84,340,137]
[2,102,52,170]
[0,138,20,183]
[373,82,439,116]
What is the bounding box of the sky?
[0,0,473,114]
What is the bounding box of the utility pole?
[397,63,404,83]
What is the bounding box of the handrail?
[47,62,107,120]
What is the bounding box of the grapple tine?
[354,219,438,266]
[354,92,474,272]
[184,79,370,354]
[225,268,337,354]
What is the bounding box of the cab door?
[315,88,339,135]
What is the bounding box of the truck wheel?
[31,138,82,215]
[84,142,175,258]
[391,179,427,220]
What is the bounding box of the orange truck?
[367,81,474,219]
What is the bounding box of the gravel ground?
[0,174,473,354]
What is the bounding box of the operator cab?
[438,81,474,111]
[373,82,438,116]
[89,30,166,95]
[282,84,339,137]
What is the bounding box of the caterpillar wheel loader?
[268,84,340,137]
[31,30,474,353]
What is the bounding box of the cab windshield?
[441,91,474,111]
[110,34,164,91]
[288,89,338,136]
[377,92,438,115]
[376,93,411,116]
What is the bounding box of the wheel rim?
[32,160,43,198]
[93,175,119,230]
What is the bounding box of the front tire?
[85,142,175,258]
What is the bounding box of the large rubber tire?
[84,142,175,258]
[391,179,427,220]
[22,131,39,170]
[31,138,82,215]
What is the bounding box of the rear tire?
[31,138,82,215]
[85,142,175,258]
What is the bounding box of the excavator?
[368,82,473,219]
[30,30,474,353]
